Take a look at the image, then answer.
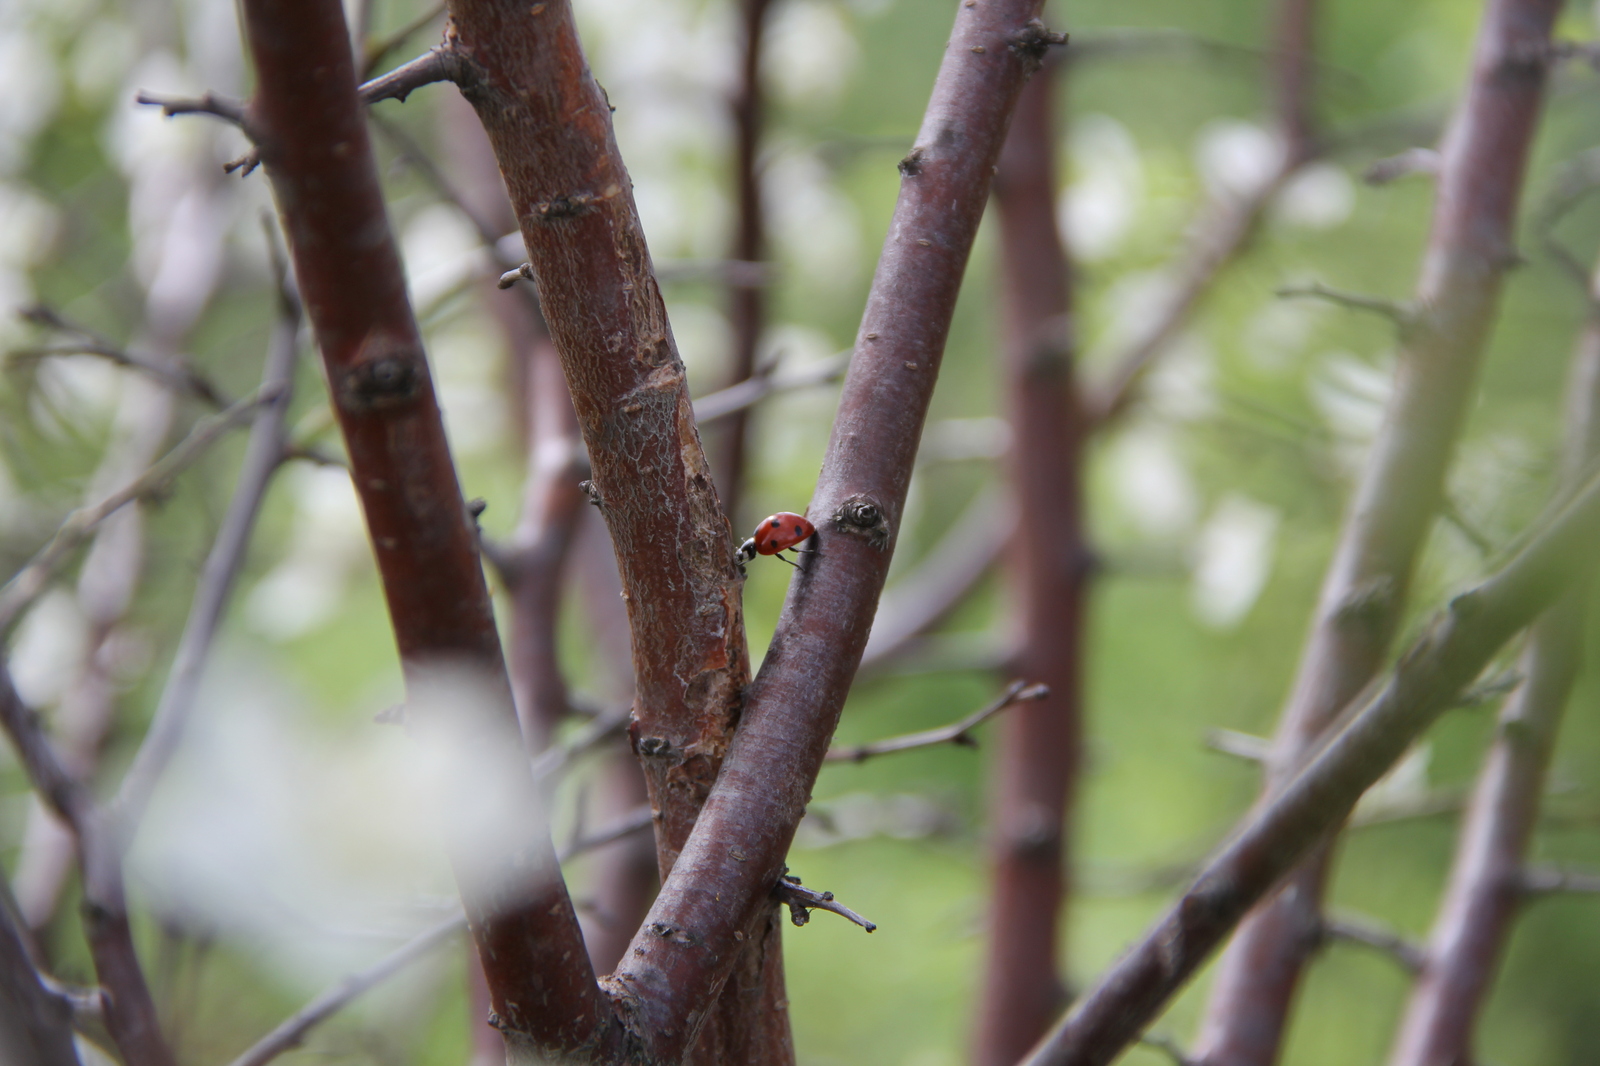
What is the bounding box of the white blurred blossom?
[766,0,859,112]
[246,465,370,640]
[8,590,88,707]
[402,202,488,312]
[1273,163,1355,230]
[1061,114,1143,261]
[1242,298,1325,372]
[1105,422,1199,538]
[1196,119,1283,200]
[0,28,62,175]
[1190,494,1281,629]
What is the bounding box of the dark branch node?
[832,495,890,549]
[529,193,601,222]
[774,871,876,933]
[898,147,925,177]
[1006,19,1069,71]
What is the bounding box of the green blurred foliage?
[2,0,1600,1063]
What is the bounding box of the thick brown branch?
[445,0,749,885]
[1195,2,1562,1060]
[238,1,615,1059]
[1022,447,1600,1066]
[606,7,1063,1062]
[975,60,1090,1066]
[825,680,1046,763]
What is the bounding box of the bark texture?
[239,2,617,1059]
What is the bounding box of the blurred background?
[3,0,1600,1063]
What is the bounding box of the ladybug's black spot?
[769,518,781,527]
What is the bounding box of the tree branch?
[773,873,877,933]
[1021,436,1600,1065]
[134,89,249,127]
[0,388,268,636]
[825,681,1047,763]
[691,352,849,426]
[975,61,1091,1065]
[1275,281,1413,325]
[238,0,616,1058]
[445,0,751,890]
[1319,913,1425,974]
[1519,865,1600,896]
[0,878,79,1066]
[1388,253,1600,1064]
[606,7,1064,1062]
[111,277,301,835]
[1194,2,1563,1060]
[14,305,232,408]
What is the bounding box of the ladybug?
[737,512,817,568]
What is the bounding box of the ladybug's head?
[736,537,758,563]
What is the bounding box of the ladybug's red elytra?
[737,512,817,568]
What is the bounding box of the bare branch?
[135,89,248,127]
[12,307,232,408]
[496,262,535,289]
[223,802,654,1066]
[608,6,1064,1061]
[225,915,462,1066]
[111,281,301,835]
[826,681,1047,763]
[362,3,446,76]
[1022,428,1600,1066]
[1138,1033,1199,1066]
[1275,280,1413,325]
[241,0,614,1056]
[1319,913,1425,973]
[859,483,1015,668]
[773,873,877,933]
[1195,1,1564,1059]
[360,48,461,106]
[0,388,268,636]
[692,351,849,426]
[1205,729,1272,763]
[1364,147,1440,185]
[1520,865,1600,896]
[0,877,78,1066]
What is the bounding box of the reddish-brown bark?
[1194,3,1561,1061]
[238,2,617,1059]
[973,63,1090,1066]
[443,0,749,882]
[1386,258,1600,1066]
[1021,454,1600,1066]
[606,5,1061,1062]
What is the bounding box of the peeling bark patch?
[529,193,599,221]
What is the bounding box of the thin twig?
[0,389,268,636]
[223,915,463,1066]
[1364,147,1440,185]
[1204,729,1272,763]
[1137,1032,1199,1066]
[362,2,447,76]
[360,48,459,106]
[1275,281,1413,325]
[134,89,248,127]
[825,681,1047,763]
[691,352,849,425]
[773,874,876,932]
[111,280,301,836]
[1519,865,1600,896]
[222,802,654,1066]
[1319,913,1426,973]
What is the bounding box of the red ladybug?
[737,512,817,568]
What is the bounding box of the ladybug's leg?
[773,551,802,568]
